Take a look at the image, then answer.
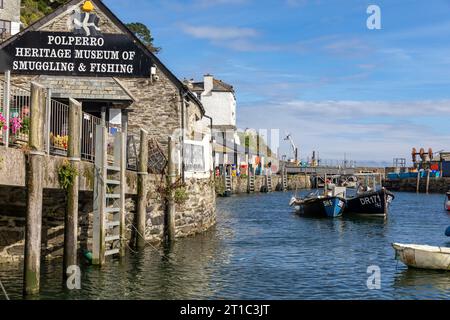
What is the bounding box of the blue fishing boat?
[289,190,346,218]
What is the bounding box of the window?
[0,0,3,9]
[0,20,11,35]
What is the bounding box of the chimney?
[203,74,214,95]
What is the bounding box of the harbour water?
[0,191,449,300]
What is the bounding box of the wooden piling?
[426,169,430,194]
[23,82,46,296]
[136,129,148,248]
[119,131,127,256]
[166,136,177,243]
[63,98,82,279]
[416,171,420,193]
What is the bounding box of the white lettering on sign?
[48,35,105,47]
[11,34,137,76]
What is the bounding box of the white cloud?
[237,99,450,162]
[181,24,258,41]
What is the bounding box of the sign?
[0,31,153,77]
[184,143,205,172]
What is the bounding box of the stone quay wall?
[383,177,450,194]
[0,148,216,264]
[230,174,311,194]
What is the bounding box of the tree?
[126,22,161,53]
[21,0,68,27]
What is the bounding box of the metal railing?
[1,79,137,168]
[48,99,70,156]
[81,112,102,162]
[0,82,31,147]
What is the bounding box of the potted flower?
[9,116,22,144]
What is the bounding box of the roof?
[37,75,135,101]
[0,0,204,114]
[190,79,235,93]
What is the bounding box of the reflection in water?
[0,191,449,300]
[393,268,450,299]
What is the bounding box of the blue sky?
[105,0,450,165]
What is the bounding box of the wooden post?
[426,169,430,194]
[63,98,82,280]
[3,71,10,148]
[45,88,52,155]
[136,129,148,248]
[119,131,127,256]
[166,136,177,243]
[416,171,421,193]
[23,82,46,296]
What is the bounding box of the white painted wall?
[201,91,236,128]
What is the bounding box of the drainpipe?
[180,90,188,183]
[203,114,214,169]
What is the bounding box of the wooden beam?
[136,129,148,248]
[63,98,82,280]
[23,82,46,296]
[166,136,177,242]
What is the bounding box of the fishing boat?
[392,243,450,271]
[289,187,346,218]
[445,192,450,211]
[344,187,395,217]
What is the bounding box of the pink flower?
[10,117,22,135]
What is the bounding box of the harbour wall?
[383,177,450,194]
[228,174,311,194]
[0,147,216,263]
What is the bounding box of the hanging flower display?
[0,112,7,131]
[9,117,23,135]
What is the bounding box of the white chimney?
[203,74,214,95]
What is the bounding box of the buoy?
[82,1,94,12]
[83,250,93,264]
[445,226,450,237]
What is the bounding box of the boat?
[344,187,395,217]
[392,243,450,271]
[289,187,346,218]
[445,192,450,211]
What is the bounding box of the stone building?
[0,0,216,263]
[187,74,241,167]
[0,0,21,40]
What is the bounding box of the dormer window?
[0,20,11,36]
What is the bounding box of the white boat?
[392,243,450,271]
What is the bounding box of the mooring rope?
[0,278,10,300]
[124,217,179,265]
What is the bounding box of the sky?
[105,0,450,166]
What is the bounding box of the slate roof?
[37,75,135,101]
[190,79,235,93]
[0,0,204,113]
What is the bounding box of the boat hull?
[296,197,346,218]
[345,189,394,217]
[393,243,450,271]
[446,193,450,211]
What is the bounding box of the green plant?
[215,178,226,196]
[174,186,189,204]
[58,160,78,191]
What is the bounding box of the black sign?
[0,31,153,78]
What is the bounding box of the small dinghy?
[289,187,346,218]
[345,187,395,217]
[392,243,450,271]
[445,192,450,211]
